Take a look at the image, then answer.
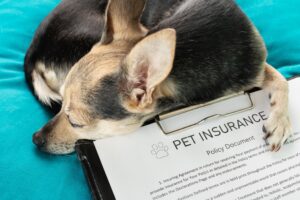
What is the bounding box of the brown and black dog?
[25,0,291,154]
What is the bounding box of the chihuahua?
[26,0,291,154]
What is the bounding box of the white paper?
[95,78,300,200]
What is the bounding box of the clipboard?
[75,77,299,200]
[75,93,255,200]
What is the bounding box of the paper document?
[95,78,300,200]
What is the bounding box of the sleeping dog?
[25,0,292,154]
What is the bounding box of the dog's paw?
[263,113,292,152]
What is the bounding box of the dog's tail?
[31,66,62,106]
[24,53,62,107]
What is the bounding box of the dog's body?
[26,0,292,154]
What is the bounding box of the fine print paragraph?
[150,132,300,200]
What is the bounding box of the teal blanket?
[0,0,299,199]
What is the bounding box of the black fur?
[149,0,266,112]
[86,75,131,120]
[141,0,185,28]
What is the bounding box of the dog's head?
[33,0,177,154]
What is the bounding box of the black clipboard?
[75,140,116,200]
[75,76,299,200]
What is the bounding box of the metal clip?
[155,92,254,135]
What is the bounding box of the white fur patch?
[32,70,62,105]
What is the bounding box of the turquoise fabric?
[237,0,300,78]
[0,0,299,199]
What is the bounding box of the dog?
[26,0,292,154]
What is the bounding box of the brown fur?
[101,0,148,43]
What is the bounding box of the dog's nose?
[32,132,46,147]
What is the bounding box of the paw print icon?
[151,142,169,159]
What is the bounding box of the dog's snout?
[32,132,46,147]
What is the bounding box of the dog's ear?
[101,0,147,44]
[121,29,176,113]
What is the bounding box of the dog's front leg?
[261,63,292,152]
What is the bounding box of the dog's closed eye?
[66,115,84,128]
